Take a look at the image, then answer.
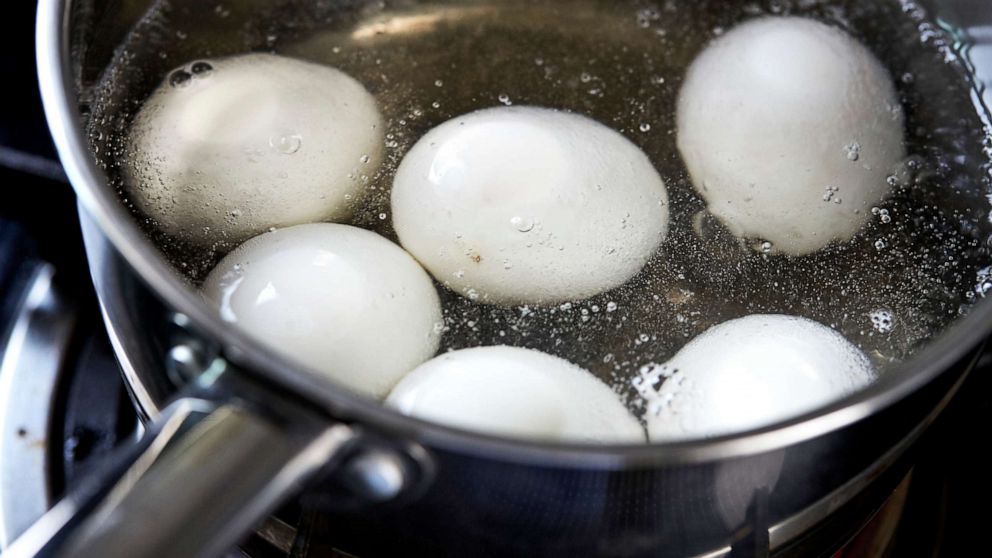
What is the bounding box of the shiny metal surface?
[80,209,163,420]
[341,449,410,503]
[767,355,970,551]
[84,221,961,555]
[5,388,360,558]
[0,264,75,547]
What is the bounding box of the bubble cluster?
[870,309,895,334]
[89,0,992,427]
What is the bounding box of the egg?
[636,315,875,441]
[125,53,384,248]
[391,106,669,306]
[202,224,441,399]
[386,346,646,443]
[676,17,905,255]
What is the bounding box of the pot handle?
[3,371,359,558]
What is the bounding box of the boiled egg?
[202,223,441,399]
[125,53,384,248]
[636,315,875,441]
[677,17,905,255]
[391,106,669,305]
[386,346,646,443]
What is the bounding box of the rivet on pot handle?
[2,358,409,558]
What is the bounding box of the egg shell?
[387,346,646,443]
[201,223,442,399]
[125,53,384,248]
[640,314,875,441]
[391,106,669,305]
[677,17,905,255]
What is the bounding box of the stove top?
[1,2,990,556]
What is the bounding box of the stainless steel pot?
[14,0,992,556]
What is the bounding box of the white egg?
[386,346,645,443]
[202,224,441,399]
[677,17,905,255]
[391,106,669,305]
[125,53,384,248]
[636,315,875,441]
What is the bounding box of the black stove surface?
[2,2,990,556]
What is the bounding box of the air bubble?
[636,7,660,28]
[269,134,302,155]
[169,70,192,88]
[190,61,213,75]
[510,216,535,232]
[975,267,992,298]
[845,142,861,161]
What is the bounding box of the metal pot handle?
[3,370,359,558]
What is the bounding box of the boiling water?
[87,0,992,408]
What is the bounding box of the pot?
[14,0,992,556]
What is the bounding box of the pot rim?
[35,0,992,469]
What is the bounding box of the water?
[86,0,992,409]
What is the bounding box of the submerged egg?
[677,17,905,255]
[125,53,384,248]
[386,346,646,443]
[391,106,669,305]
[202,224,441,399]
[638,315,875,441]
